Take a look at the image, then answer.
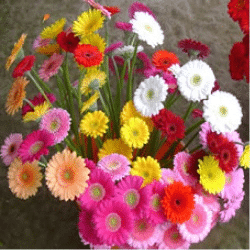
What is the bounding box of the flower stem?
[185,118,205,136]
[183,102,196,121]
[23,98,35,109]
[31,68,52,93]
[182,131,200,152]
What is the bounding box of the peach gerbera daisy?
[45,149,90,201]
[8,158,43,200]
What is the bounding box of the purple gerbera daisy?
[40,108,71,144]
[93,199,134,246]
[38,53,64,82]
[78,168,115,210]
[0,133,23,166]
[18,129,54,163]
[97,153,130,181]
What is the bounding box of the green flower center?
[143,171,149,177]
[138,222,147,231]
[146,89,155,100]
[133,130,139,136]
[108,161,120,170]
[30,141,44,154]
[145,24,153,32]
[64,170,73,180]
[172,232,179,241]
[50,119,60,132]
[151,194,160,211]
[191,74,202,86]
[90,121,99,129]
[106,213,121,232]
[125,189,140,208]
[89,183,105,201]
[22,172,29,181]
[219,106,228,117]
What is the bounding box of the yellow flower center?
[146,89,155,100]
[192,214,199,223]
[50,120,60,132]
[191,74,202,86]
[145,24,153,32]
[219,106,228,117]
[64,170,72,180]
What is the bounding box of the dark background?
[0,0,249,248]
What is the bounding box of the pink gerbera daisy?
[32,35,51,50]
[178,195,212,243]
[115,175,151,216]
[162,71,178,94]
[97,153,130,181]
[40,108,71,144]
[38,53,64,82]
[160,168,181,185]
[1,133,23,166]
[158,222,190,249]
[128,2,157,20]
[93,199,134,246]
[18,129,54,163]
[78,168,115,210]
[104,41,124,54]
[115,22,133,32]
[127,211,161,249]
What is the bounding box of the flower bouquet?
[1,0,249,249]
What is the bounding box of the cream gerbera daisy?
[177,60,215,102]
[80,110,109,138]
[120,117,150,149]
[203,91,242,133]
[40,18,66,39]
[80,33,106,53]
[133,75,168,117]
[81,91,100,113]
[129,12,164,48]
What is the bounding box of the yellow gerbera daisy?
[120,100,154,132]
[40,18,66,39]
[81,91,100,113]
[197,155,226,194]
[98,138,133,161]
[80,68,106,95]
[240,144,250,169]
[35,43,61,56]
[131,156,161,187]
[72,9,104,39]
[5,76,29,116]
[120,117,150,149]
[23,101,50,122]
[80,33,106,53]
[6,33,27,70]
[80,110,109,138]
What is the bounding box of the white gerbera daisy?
[114,45,144,58]
[130,12,164,48]
[133,75,168,117]
[177,60,215,102]
[203,91,243,133]
[168,63,181,77]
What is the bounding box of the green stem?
[23,98,35,109]
[183,102,196,121]
[55,75,66,109]
[189,145,202,154]
[95,136,103,148]
[185,118,205,136]
[31,68,52,93]
[38,162,47,168]
[98,90,110,116]
[182,131,200,152]
[167,94,181,109]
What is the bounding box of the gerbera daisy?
[93,199,134,246]
[12,55,36,78]
[128,1,157,20]
[197,155,226,194]
[103,5,120,16]
[160,168,181,186]
[8,158,43,199]
[38,53,64,82]
[40,18,66,39]
[40,108,71,144]
[168,63,181,78]
[114,45,144,59]
[73,9,104,39]
[80,110,109,138]
[133,75,168,117]
[81,91,100,114]
[115,21,133,32]
[240,144,250,169]
[178,195,212,243]
[120,117,150,149]
[161,181,195,224]
[130,12,164,48]
[115,175,151,216]
[45,149,90,201]
[104,41,124,55]
[36,43,61,56]
[158,222,191,249]
[224,130,244,157]
[32,35,51,50]
[5,76,29,116]
[78,168,115,210]
[98,138,133,161]
[131,156,161,187]
[203,91,243,133]
[0,133,23,166]
[152,50,180,72]
[162,71,178,93]
[18,129,54,163]
[97,153,130,181]
[80,33,106,53]
[5,33,27,71]
[177,39,210,59]
[84,158,97,171]
[56,30,80,53]
[177,60,215,102]
[84,0,112,18]
[74,44,103,68]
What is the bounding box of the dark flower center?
[175,199,181,206]
[9,144,16,153]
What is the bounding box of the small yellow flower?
[81,91,100,113]
[23,102,50,122]
[40,18,66,39]
[80,33,106,53]
[240,144,250,169]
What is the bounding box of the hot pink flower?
[128,2,157,20]
[115,22,133,32]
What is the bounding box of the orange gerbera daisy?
[152,50,180,72]
[35,43,61,56]
[45,149,90,201]
[5,76,29,116]
[8,158,43,200]
[6,33,27,70]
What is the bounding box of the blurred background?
[0,0,249,248]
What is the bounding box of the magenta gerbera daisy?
[38,53,64,82]
[128,1,157,20]
[104,41,124,54]
[78,168,115,210]
[40,108,71,144]
[93,199,134,246]
[115,175,151,216]
[178,195,212,243]
[115,21,133,32]
[97,153,131,181]
[1,133,23,166]
[18,129,54,163]
[84,158,97,171]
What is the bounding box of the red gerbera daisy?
[57,30,80,53]
[74,44,103,68]
[178,39,210,59]
[161,181,195,224]
[152,50,180,72]
[152,109,185,143]
[206,131,228,154]
[103,6,120,15]
[12,55,36,78]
